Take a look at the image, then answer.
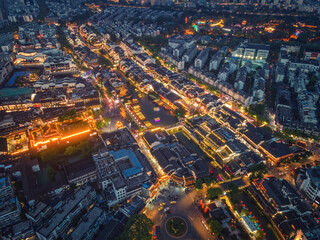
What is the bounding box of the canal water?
[139,96,178,127]
[129,85,178,127]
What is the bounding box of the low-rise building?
[0,175,21,229]
[68,206,106,240]
[250,177,320,239]
[36,185,97,240]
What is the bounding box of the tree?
[195,179,203,190]
[41,148,59,163]
[98,56,112,68]
[255,230,264,240]
[227,183,239,193]
[64,146,75,156]
[208,219,222,236]
[58,109,77,122]
[78,141,91,156]
[227,183,240,205]
[46,167,56,180]
[204,177,212,187]
[117,214,153,240]
[207,187,223,200]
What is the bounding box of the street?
[146,184,214,240]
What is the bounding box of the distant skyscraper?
[274,0,278,5]
[298,0,303,5]
[261,0,266,5]
[285,0,291,5]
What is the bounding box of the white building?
[209,51,223,71]
[297,167,320,202]
[194,49,209,69]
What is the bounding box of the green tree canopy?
[208,219,222,236]
[46,167,56,180]
[227,183,240,205]
[117,214,153,240]
[64,146,75,156]
[207,187,223,200]
[41,148,59,163]
[195,179,203,190]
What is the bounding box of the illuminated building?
[250,177,320,239]
[144,130,209,185]
[120,39,143,56]
[43,54,76,74]
[304,49,320,60]
[14,50,46,66]
[241,216,257,233]
[232,42,270,63]
[93,128,155,206]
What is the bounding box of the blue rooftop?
[109,149,143,179]
[143,183,152,189]
[0,177,5,188]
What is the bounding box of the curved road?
[148,189,214,240]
